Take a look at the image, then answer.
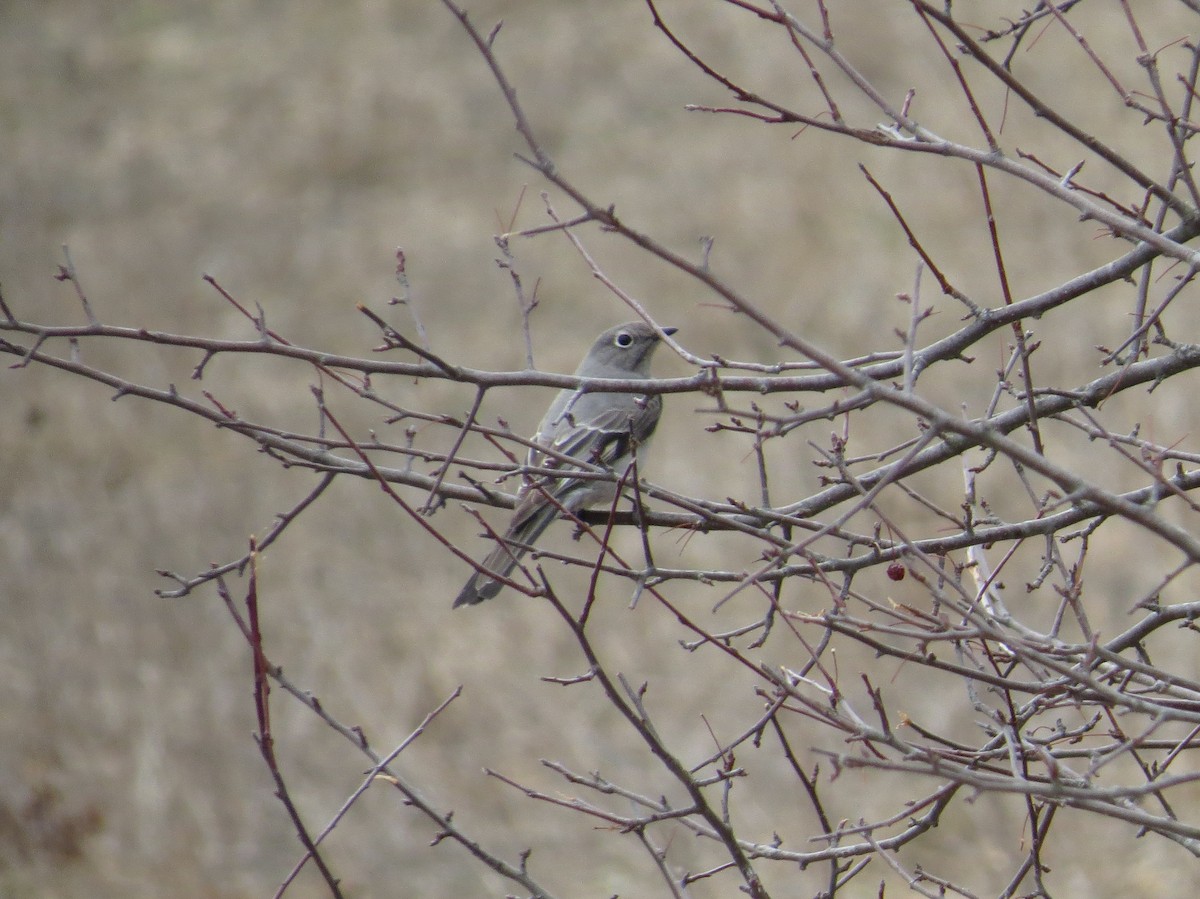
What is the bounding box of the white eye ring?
[614,331,633,348]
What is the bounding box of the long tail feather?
[453,500,562,606]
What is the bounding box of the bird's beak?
[661,326,678,337]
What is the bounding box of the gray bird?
[454,321,676,606]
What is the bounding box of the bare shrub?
[6,2,1200,896]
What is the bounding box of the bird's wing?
[533,393,663,472]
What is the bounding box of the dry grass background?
[4,1,1200,896]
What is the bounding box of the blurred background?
[4,1,1200,896]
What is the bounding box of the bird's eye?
[614,331,633,348]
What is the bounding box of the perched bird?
[454,321,676,606]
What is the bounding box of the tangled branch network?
[10,2,1200,897]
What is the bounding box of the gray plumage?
[454,321,675,607]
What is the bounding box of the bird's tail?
[453,499,561,607]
